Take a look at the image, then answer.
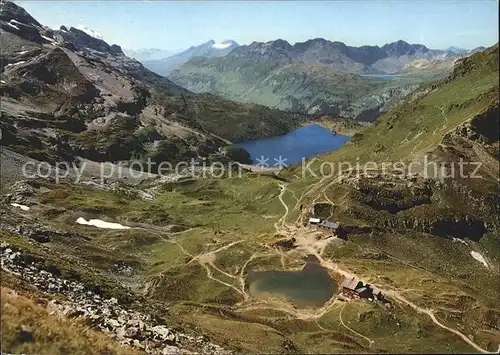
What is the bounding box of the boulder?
[162,345,181,355]
[125,326,139,338]
[106,318,121,330]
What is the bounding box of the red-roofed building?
[340,277,362,299]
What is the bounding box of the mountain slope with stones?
[1,244,230,355]
[0,1,311,169]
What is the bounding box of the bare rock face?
[0,3,215,165]
[0,1,45,43]
[57,26,123,56]
[6,47,100,110]
[0,2,42,27]
[338,165,498,242]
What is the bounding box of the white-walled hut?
[309,217,321,224]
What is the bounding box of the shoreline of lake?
[237,123,350,166]
[247,256,338,309]
[308,119,371,137]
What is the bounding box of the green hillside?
[169,55,451,121]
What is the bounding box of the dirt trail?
[164,176,494,353]
[339,304,374,348]
[391,293,491,354]
[322,245,492,353]
[201,262,246,297]
[275,183,289,228]
[292,172,348,226]
[186,240,243,265]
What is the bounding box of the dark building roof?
[318,220,339,229]
[341,278,359,290]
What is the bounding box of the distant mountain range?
[140,38,486,77]
[165,38,486,119]
[442,46,486,54]
[221,38,467,74]
[134,41,486,72]
[142,40,239,75]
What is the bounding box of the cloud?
[76,24,104,40]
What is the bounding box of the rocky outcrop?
[338,167,498,242]
[4,47,100,110]
[0,1,42,28]
[0,1,45,43]
[1,244,231,355]
[55,26,123,56]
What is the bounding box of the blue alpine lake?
[237,123,350,165]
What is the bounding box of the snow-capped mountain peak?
[212,40,237,50]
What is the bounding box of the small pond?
[247,255,337,308]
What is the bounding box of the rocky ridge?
[167,37,479,119]
[226,38,466,74]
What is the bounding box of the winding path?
[271,180,495,354]
[160,176,496,354]
[200,262,246,297]
[276,183,290,228]
[339,304,374,348]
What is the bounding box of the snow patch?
[76,217,130,230]
[76,24,103,40]
[41,34,56,43]
[10,19,26,26]
[10,203,30,211]
[16,50,29,55]
[452,237,468,246]
[212,41,232,49]
[1,80,5,84]
[5,61,26,68]
[470,251,489,269]
[7,22,19,30]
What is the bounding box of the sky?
[18,0,499,52]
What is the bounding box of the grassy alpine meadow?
[1,1,499,352]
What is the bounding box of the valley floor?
[1,162,499,353]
